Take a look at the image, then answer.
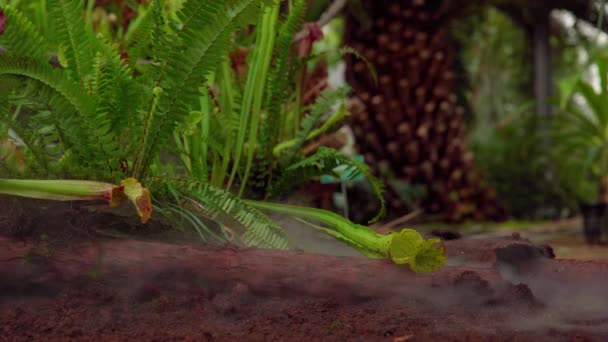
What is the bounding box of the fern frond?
[148,0,173,66]
[259,0,306,155]
[250,0,306,193]
[0,94,9,138]
[0,6,49,61]
[124,1,157,65]
[0,55,126,178]
[233,2,280,196]
[91,42,138,176]
[272,146,386,222]
[48,0,94,82]
[2,85,42,169]
[282,86,349,165]
[133,0,274,180]
[0,55,94,118]
[26,80,101,174]
[155,178,290,249]
[340,46,377,85]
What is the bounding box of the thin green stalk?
[246,200,382,247]
[198,76,215,181]
[273,103,349,156]
[239,3,280,196]
[227,0,279,194]
[85,0,95,32]
[247,200,446,272]
[293,69,304,137]
[174,131,192,174]
[215,61,236,187]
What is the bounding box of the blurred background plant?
[554,50,608,204]
[454,5,599,220]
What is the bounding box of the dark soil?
[1,198,608,341]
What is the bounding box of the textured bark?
[344,0,507,222]
[533,8,552,120]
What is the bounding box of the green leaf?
[282,87,350,164]
[0,6,49,61]
[161,179,290,249]
[48,0,94,81]
[273,146,386,222]
[258,0,306,154]
[232,1,280,196]
[134,0,274,180]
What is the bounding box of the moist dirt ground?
[1,198,608,341]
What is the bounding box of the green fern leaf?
[91,38,140,175]
[282,86,349,165]
[250,0,306,193]
[160,179,290,249]
[273,146,386,222]
[0,94,9,138]
[0,55,94,118]
[133,0,274,180]
[0,6,49,62]
[48,0,94,82]
[124,1,157,65]
[0,55,128,178]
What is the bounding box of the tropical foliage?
[0,0,445,272]
[555,51,608,202]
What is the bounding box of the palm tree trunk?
[344,0,507,222]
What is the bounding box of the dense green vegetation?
[2,0,607,271]
[456,6,604,219]
[0,0,445,272]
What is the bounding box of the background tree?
[344,0,507,222]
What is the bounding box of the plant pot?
[580,202,607,243]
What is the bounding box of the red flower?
[297,22,324,58]
[0,8,6,35]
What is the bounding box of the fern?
[233,2,280,196]
[0,55,94,116]
[282,86,349,165]
[258,0,306,160]
[133,0,274,180]
[272,146,387,222]
[0,54,125,177]
[0,94,9,139]
[48,0,94,82]
[339,46,377,85]
[0,6,49,62]
[148,0,173,66]
[0,85,49,171]
[123,1,157,66]
[91,38,141,176]
[155,179,290,249]
[0,91,6,110]
[0,0,296,248]
[249,0,306,193]
[8,86,64,172]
